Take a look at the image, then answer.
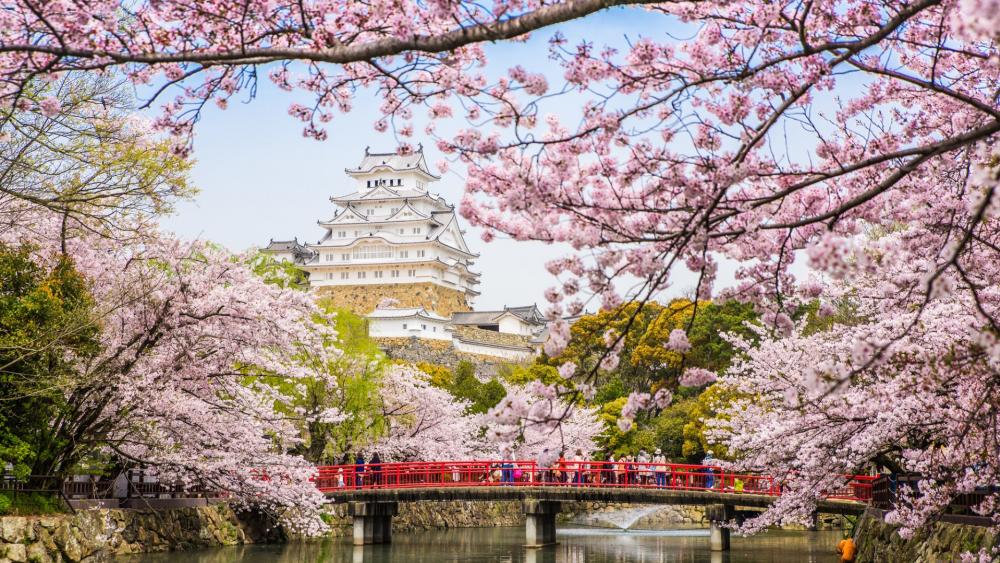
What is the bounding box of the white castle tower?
[298,146,480,315]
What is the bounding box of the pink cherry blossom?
[679,368,717,388]
[37,97,61,117]
[665,329,691,353]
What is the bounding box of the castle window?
[403,324,407,329]
[341,272,350,280]
[337,231,346,238]
[412,227,421,234]
[422,324,426,330]
[391,270,399,278]
[353,244,392,260]
[358,271,367,279]
[407,269,416,277]
[417,250,426,258]
[399,250,409,258]
[374,271,384,279]
[341,253,349,260]
[399,228,404,234]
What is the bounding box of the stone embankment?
[854,508,996,562]
[322,500,524,535]
[374,337,513,375]
[0,503,270,562]
[320,500,706,535]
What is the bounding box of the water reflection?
[115,527,842,563]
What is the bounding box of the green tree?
[0,244,100,478]
[257,301,388,464]
[447,361,506,415]
[547,299,758,397]
[498,363,566,388]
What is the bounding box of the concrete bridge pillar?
[706,504,734,552]
[523,499,561,548]
[349,501,398,545]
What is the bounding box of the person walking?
[571,449,585,484]
[370,452,383,487]
[637,449,651,486]
[625,455,637,485]
[652,448,668,488]
[703,453,715,490]
[604,454,615,484]
[500,450,514,485]
[555,452,567,484]
[354,452,366,489]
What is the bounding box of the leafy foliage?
[0,244,99,478]
[546,299,757,394]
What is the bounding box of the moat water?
[114,527,843,562]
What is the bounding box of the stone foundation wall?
[314,283,471,316]
[452,326,532,349]
[374,337,520,376]
[0,504,267,563]
[322,501,708,536]
[323,501,525,536]
[854,509,996,562]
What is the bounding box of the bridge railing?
[313,461,876,502]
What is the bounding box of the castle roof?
[309,219,479,258]
[330,188,451,209]
[451,305,545,327]
[346,146,439,179]
[261,238,315,260]
[367,306,449,322]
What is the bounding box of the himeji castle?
[263,146,548,360]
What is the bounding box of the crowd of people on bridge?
[326,449,760,493]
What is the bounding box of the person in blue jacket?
[354,452,366,488]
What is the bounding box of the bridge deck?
[322,486,865,515]
[314,460,874,516]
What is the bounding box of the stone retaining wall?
[315,283,471,316]
[374,337,517,375]
[323,500,712,535]
[0,503,269,563]
[854,508,996,562]
[323,500,525,536]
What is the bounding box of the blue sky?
[160,8,735,310]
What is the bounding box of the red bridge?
[312,460,875,551]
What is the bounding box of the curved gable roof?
[346,147,440,180]
[322,206,368,225]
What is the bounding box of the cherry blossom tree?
[372,366,601,463]
[372,365,488,460]
[704,237,1000,534]
[487,382,602,466]
[0,203,339,534]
